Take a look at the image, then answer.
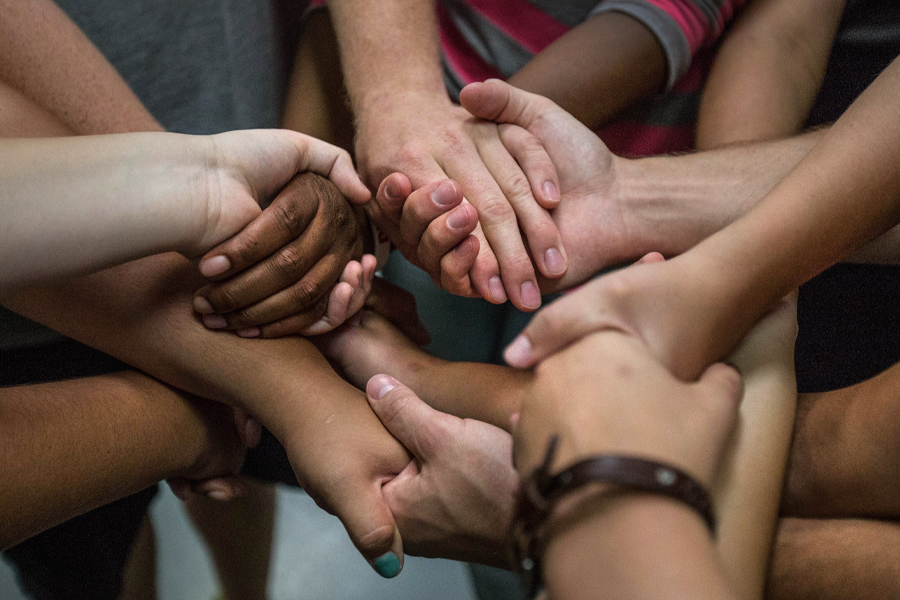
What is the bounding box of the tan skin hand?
[193,172,367,337]
[515,329,743,487]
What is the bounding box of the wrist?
[173,135,225,257]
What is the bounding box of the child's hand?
[192,172,372,337]
[364,375,519,568]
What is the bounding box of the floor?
[0,485,478,600]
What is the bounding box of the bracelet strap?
[513,436,716,597]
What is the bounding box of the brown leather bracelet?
[512,435,716,597]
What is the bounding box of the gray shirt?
[0,0,301,350]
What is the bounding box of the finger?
[503,281,612,368]
[338,488,405,578]
[365,278,430,346]
[697,362,744,412]
[291,133,371,204]
[374,173,413,229]
[498,123,560,209]
[211,253,345,332]
[232,407,262,448]
[469,222,507,304]
[192,476,248,502]
[636,251,665,265]
[197,173,321,280]
[366,374,449,461]
[398,180,464,247]
[459,79,552,131]
[300,281,354,336]
[439,235,480,296]
[233,290,331,338]
[477,131,567,281]
[416,201,478,279]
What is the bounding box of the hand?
[514,328,743,488]
[167,401,261,503]
[192,172,372,337]
[276,379,413,578]
[184,128,370,257]
[355,95,566,311]
[504,252,756,381]
[314,308,433,392]
[458,79,642,292]
[366,375,519,568]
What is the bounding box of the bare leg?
[783,362,900,519]
[185,481,276,600]
[282,8,354,150]
[119,516,157,600]
[767,517,900,600]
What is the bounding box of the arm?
[0,0,160,133]
[506,11,666,130]
[697,0,846,149]
[0,130,368,289]
[326,0,566,311]
[2,256,412,575]
[0,372,246,550]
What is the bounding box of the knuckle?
[523,218,558,244]
[474,194,516,225]
[208,284,246,313]
[439,128,470,156]
[271,195,311,235]
[288,278,330,311]
[499,171,533,204]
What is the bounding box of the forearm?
[0,372,208,549]
[0,0,160,134]
[327,0,446,117]
[692,58,900,327]
[616,130,824,259]
[0,134,210,287]
[544,494,737,600]
[697,0,845,149]
[1,255,352,441]
[508,11,666,130]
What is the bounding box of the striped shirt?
[438,0,745,155]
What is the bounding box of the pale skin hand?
[327,0,564,311]
[364,375,518,568]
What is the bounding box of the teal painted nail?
[372,552,401,578]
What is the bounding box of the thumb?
[366,374,445,461]
[334,483,405,578]
[459,79,549,130]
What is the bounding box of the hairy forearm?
[0,372,207,549]
[0,0,160,134]
[508,12,666,130]
[697,0,845,149]
[616,130,825,259]
[327,0,446,115]
[0,134,210,287]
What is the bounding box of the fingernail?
[236,327,260,338]
[543,181,559,202]
[372,552,402,578]
[207,488,233,502]
[193,296,215,314]
[489,276,507,303]
[544,248,566,276]
[505,335,533,367]
[377,381,396,399]
[520,281,541,310]
[447,206,469,229]
[199,255,230,278]
[432,181,456,206]
[202,314,228,329]
[384,181,399,200]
